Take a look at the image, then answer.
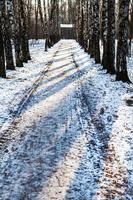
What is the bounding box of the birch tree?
[116,0,131,82]
[3,0,15,70]
[101,0,115,74]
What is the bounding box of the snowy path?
[0,40,133,200]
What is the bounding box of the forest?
[0,0,133,200]
[0,0,133,81]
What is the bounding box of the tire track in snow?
[0,41,99,200]
[0,44,61,152]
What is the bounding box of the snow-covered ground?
[0,40,60,133]
[0,40,133,199]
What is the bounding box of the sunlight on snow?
[16,57,91,133]
[37,133,87,200]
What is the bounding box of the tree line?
[0,0,60,78]
[0,0,133,83]
[0,0,31,77]
[75,0,133,83]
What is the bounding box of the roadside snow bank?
[73,42,133,199]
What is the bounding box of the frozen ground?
[0,40,133,200]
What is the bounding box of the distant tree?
[78,0,84,47]
[101,0,108,68]
[27,0,33,39]
[116,0,131,82]
[68,0,73,23]
[89,0,101,63]
[75,0,81,41]
[43,0,49,51]
[34,0,39,40]
[38,0,45,37]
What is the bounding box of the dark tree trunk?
[93,0,101,63]
[35,0,39,40]
[48,0,60,47]
[88,1,94,56]
[106,0,116,74]
[89,0,100,63]
[38,0,45,36]
[116,0,131,83]
[75,0,80,41]
[12,0,23,67]
[4,32,15,70]
[83,0,89,51]
[78,0,84,47]
[43,0,48,51]
[101,0,108,68]
[20,0,31,63]
[0,16,6,78]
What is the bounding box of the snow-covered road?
[0,40,133,200]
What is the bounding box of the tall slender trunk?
[12,0,23,67]
[27,0,32,39]
[35,0,39,40]
[93,0,100,63]
[48,0,59,47]
[20,0,31,63]
[83,0,89,51]
[106,0,116,74]
[4,26,15,70]
[38,0,45,35]
[43,0,48,51]
[3,0,15,70]
[116,0,131,83]
[78,0,84,47]
[0,16,6,78]
[75,0,80,41]
[101,0,108,68]
[89,0,94,57]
